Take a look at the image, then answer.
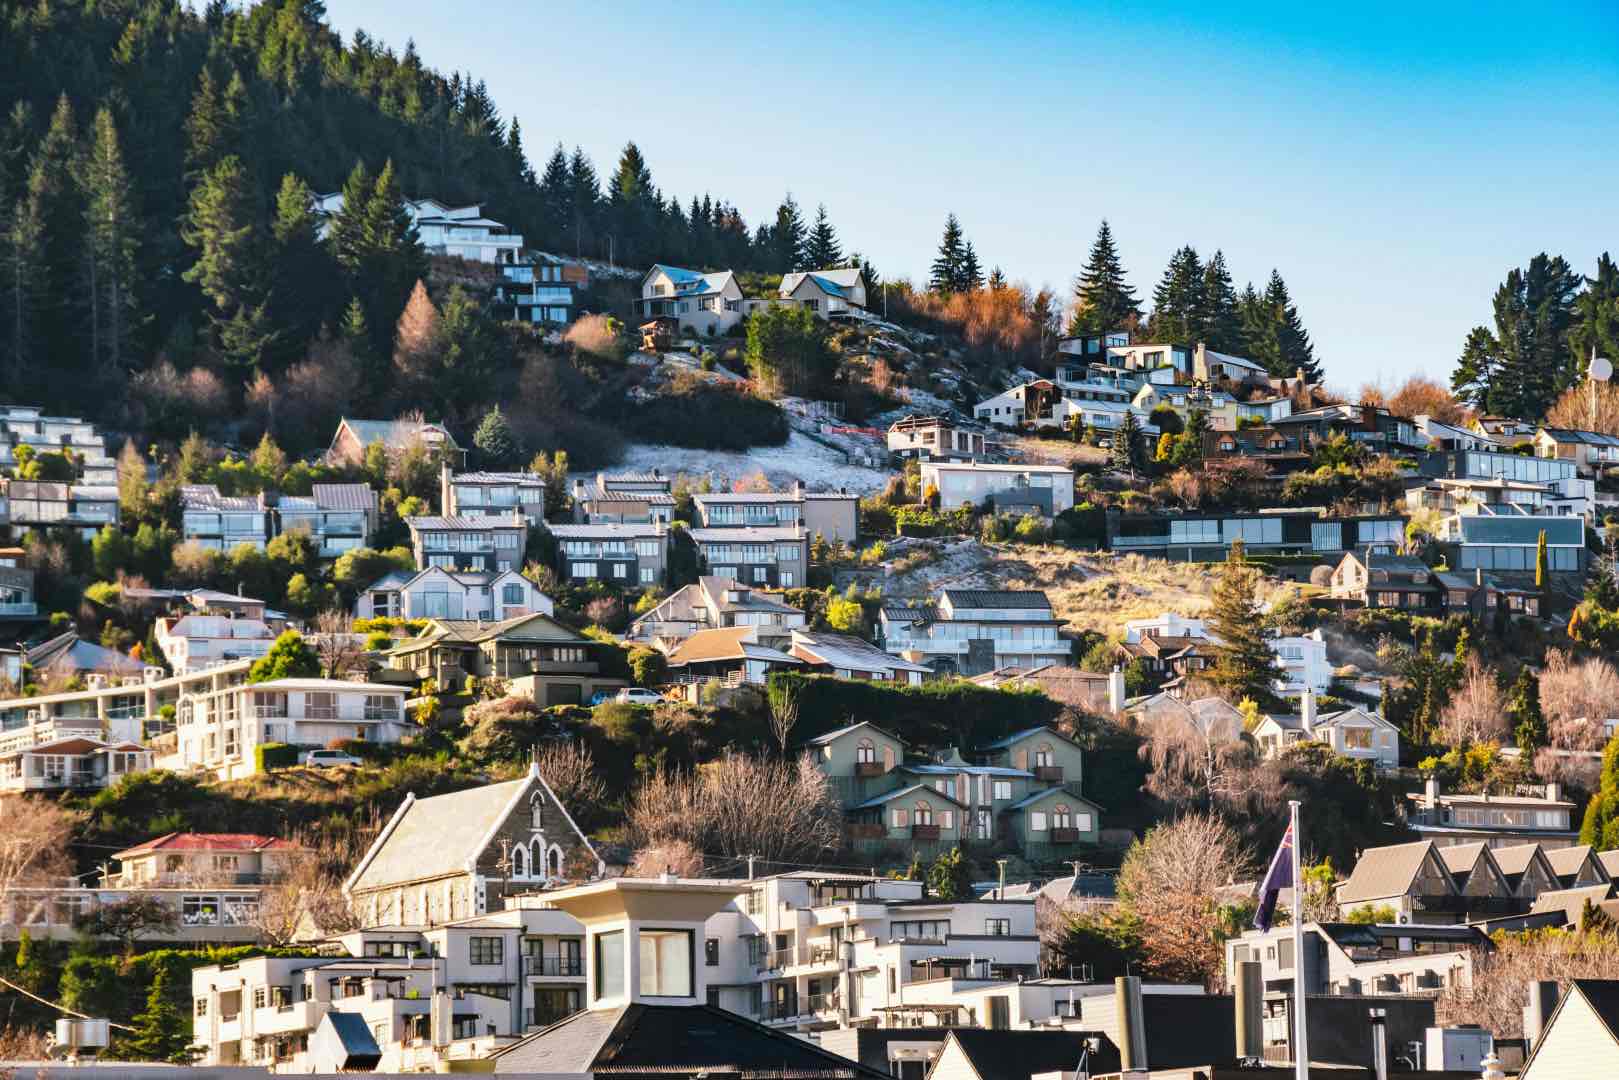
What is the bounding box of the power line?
[0,973,136,1032]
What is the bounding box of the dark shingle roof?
[491,1003,888,1077]
[941,589,1052,610]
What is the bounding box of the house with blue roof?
[638,264,747,334]
[778,267,869,318]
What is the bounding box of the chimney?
[1114,976,1146,1074]
[1546,781,1562,804]
[1300,685,1317,732]
[1523,981,1559,1053]
[1234,960,1262,1060]
[1368,1007,1389,1080]
[1476,567,1484,586]
[440,459,453,515]
[1108,665,1127,715]
[1425,775,1441,808]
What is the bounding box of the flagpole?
[1290,798,1309,1080]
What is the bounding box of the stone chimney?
[1300,685,1317,732]
[1108,665,1127,715]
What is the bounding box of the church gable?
[473,767,601,891]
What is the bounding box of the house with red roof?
[108,832,303,887]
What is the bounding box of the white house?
[919,462,1075,518]
[153,613,277,675]
[777,267,868,318]
[170,677,411,781]
[0,405,117,484]
[0,734,152,793]
[356,566,553,623]
[636,264,745,335]
[313,193,524,264]
[1250,688,1400,770]
[879,589,1068,676]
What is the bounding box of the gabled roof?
[490,1002,888,1077]
[1338,840,1450,905]
[1529,883,1616,924]
[801,720,907,748]
[1517,980,1619,1080]
[1600,850,1619,881]
[395,612,583,651]
[937,1029,1112,1080]
[977,725,1082,753]
[790,630,930,674]
[780,267,866,299]
[1004,786,1104,813]
[1546,844,1600,885]
[1438,842,1499,893]
[337,416,460,451]
[1539,427,1619,447]
[850,783,965,811]
[25,632,145,675]
[662,627,801,667]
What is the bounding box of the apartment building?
[172,674,410,780]
[1226,921,1491,999]
[707,872,1040,1029]
[878,589,1068,676]
[547,522,668,585]
[355,566,553,622]
[1405,778,1579,848]
[886,416,988,462]
[0,405,117,484]
[406,512,528,573]
[569,470,674,524]
[276,483,378,557]
[693,483,858,544]
[627,576,806,645]
[1334,838,1592,925]
[0,479,119,539]
[188,903,591,1070]
[441,465,546,526]
[689,525,809,588]
[919,462,1075,518]
[181,485,270,550]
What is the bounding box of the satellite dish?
[1592,356,1614,382]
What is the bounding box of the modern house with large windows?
[0,479,119,540]
[275,483,378,558]
[919,462,1076,518]
[547,522,668,585]
[355,566,553,622]
[1109,509,1404,561]
[181,485,270,550]
[313,193,524,264]
[0,405,118,484]
[878,589,1068,676]
[405,512,528,573]
[689,525,809,589]
[441,465,547,526]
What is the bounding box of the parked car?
[615,688,664,706]
[588,690,616,706]
[301,749,363,768]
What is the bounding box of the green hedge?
[769,672,1062,750]
[254,742,299,771]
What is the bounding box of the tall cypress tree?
[930,214,965,295]
[803,203,842,270]
[81,107,140,382]
[1196,250,1245,354]
[1068,220,1140,335]
[1147,245,1204,343]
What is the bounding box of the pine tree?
[1262,270,1319,381]
[268,172,332,366]
[567,145,600,256]
[1196,250,1245,354]
[1148,245,1204,343]
[1206,540,1279,703]
[182,67,244,182]
[0,102,39,394]
[771,193,807,272]
[127,966,191,1063]
[80,107,140,382]
[22,95,84,398]
[181,154,274,369]
[537,143,571,248]
[504,116,533,184]
[987,266,1007,291]
[608,141,655,264]
[473,404,520,467]
[1509,668,1546,753]
[1451,326,1499,412]
[803,203,841,269]
[1475,255,1583,420]
[1068,220,1141,335]
[326,160,371,272]
[1571,253,1619,373]
[1111,410,1145,478]
[930,213,965,295]
[959,241,984,291]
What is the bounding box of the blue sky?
[324,1,1619,388]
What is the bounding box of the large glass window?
[638,929,693,997]
[470,936,503,965]
[596,930,625,999]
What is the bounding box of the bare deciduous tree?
[1136,705,1268,815]
[1116,812,1253,989]
[1436,656,1510,748]
[628,752,841,868]
[766,682,802,756]
[1439,928,1619,1035]
[256,825,370,945]
[535,741,609,829]
[628,839,705,878]
[0,796,77,943]
[312,609,366,678]
[1540,649,1619,753]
